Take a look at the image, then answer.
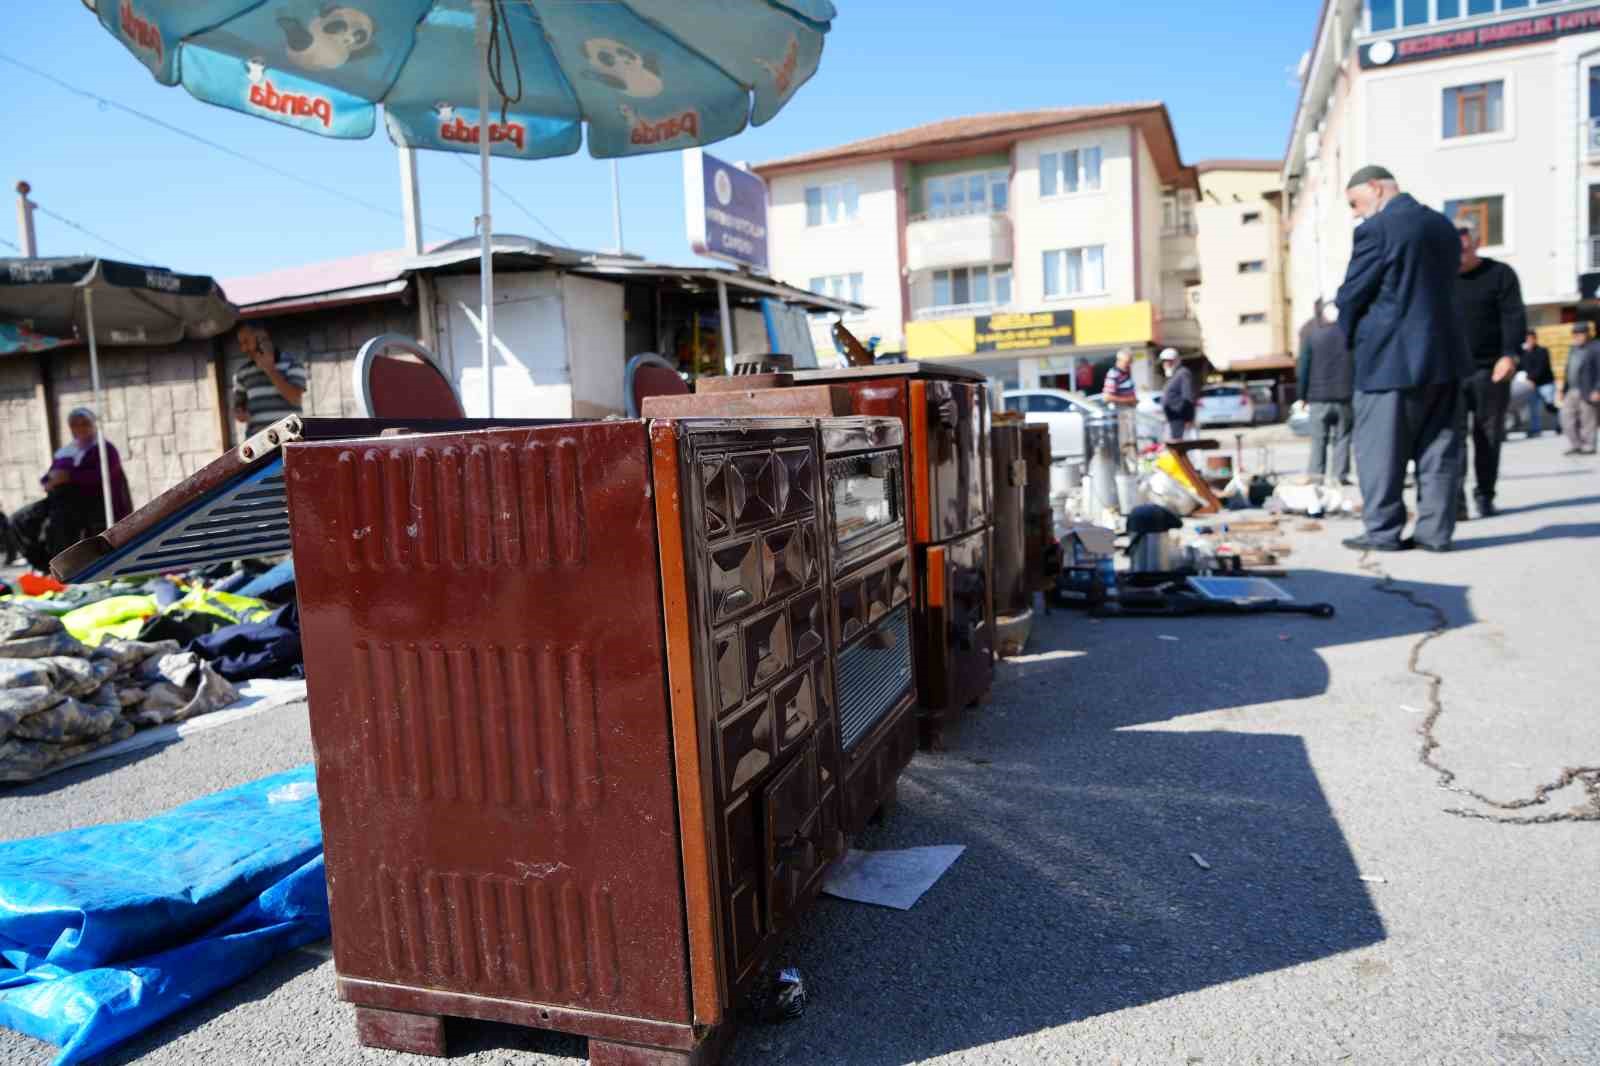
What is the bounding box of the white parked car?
[1196,384,1255,427]
[1002,388,1088,460]
[1003,389,1163,459]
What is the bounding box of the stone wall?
[46,341,226,518]
[0,297,418,522]
[224,299,421,443]
[0,357,51,518]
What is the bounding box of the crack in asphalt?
[1360,553,1600,825]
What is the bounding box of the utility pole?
[15,180,38,257]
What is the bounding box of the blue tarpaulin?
[0,766,327,1064]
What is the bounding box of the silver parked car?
[1195,384,1255,427]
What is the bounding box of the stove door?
[918,528,994,713]
[911,381,990,545]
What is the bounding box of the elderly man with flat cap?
[1334,165,1470,552]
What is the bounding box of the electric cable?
[0,52,461,240]
[32,203,148,261]
[449,155,570,246]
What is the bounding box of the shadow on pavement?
[71,569,1456,1066]
[1449,521,1600,552]
[707,567,1454,1065]
[1489,495,1600,517]
[1,739,176,799]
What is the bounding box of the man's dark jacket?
[1335,193,1469,392]
[1569,341,1600,399]
[1161,365,1195,422]
[1297,321,1353,403]
[1521,344,1553,387]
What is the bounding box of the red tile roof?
[753,103,1168,173]
[1193,158,1284,174]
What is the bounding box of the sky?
[3,2,1316,286]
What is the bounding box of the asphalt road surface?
[3,433,1597,1066]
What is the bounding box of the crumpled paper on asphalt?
[0,605,239,784]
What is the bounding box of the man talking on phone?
[232,322,307,439]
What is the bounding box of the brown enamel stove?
[277,416,916,1065]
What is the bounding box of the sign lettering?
[975,310,1076,353]
[1361,4,1600,67]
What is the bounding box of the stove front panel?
[288,421,692,1025]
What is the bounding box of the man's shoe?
[1475,497,1497,518]
[1564,449,1584,456]
[1455,500,1470,522]
[1342,535,1412,552]
[1414,540,1452,554]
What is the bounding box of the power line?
[450,154,571,247]
[0,235,18,252]
[0,51,463,241]
[33,203,149,261]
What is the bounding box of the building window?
[1443,81,1504,139]
[1238,260,1267,274]
[1444,195,1505,246]
[1369,0,1557,31]
[1241,210,1262,225]
[1042,246,1107,298]
[1039,147,1103,197]
[804,181,859,227]
[809,272,864,306]
[925,170,1008,218]
[1239,313,1267,326]
[929,264,1011,310]
[1162,191,1196,235]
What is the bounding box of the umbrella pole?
[716,278,734,376]
[84,288,116,530]
[475,0,495,418]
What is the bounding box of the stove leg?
[354,1006,446,1056]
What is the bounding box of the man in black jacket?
[1158,348,1195,440]
[1335,166,1469,552]
[1297,300,1354,483]
[1452,220,1526,518]
[1562,322,1600,455]
[1520,330,1554,438]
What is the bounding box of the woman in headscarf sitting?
[10,407,133,572]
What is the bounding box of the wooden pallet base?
[353,1006,728,1066]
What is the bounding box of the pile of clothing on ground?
[0,558,299,783]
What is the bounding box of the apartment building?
[752,105,1202,391]
[1284,0,1600,332]
[1191,160,1293,373]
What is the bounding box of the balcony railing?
[905,212,1013,273]
[908,204,1005,224]
[912,301,1004,321]
[1161,222,1198,237]
[1587,236,1600,272]
[1590,118,1600,156]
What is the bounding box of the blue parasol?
[82,0,835,414]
